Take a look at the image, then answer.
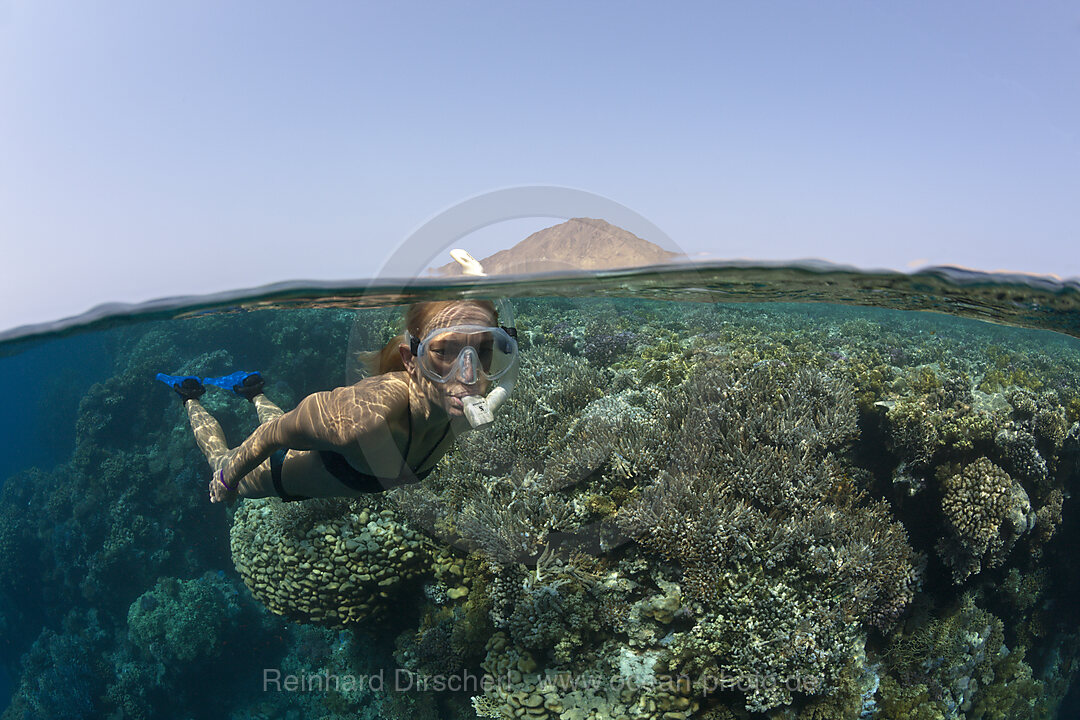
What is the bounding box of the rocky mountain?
[431,217,683,276]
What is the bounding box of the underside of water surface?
[2,266,1080,719]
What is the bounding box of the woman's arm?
[220,378,406,489]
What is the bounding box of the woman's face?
[408,303,497,418]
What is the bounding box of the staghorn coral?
[229,497,430,627]
[619,364,916,625]
[883,593,1050,719]
[487,346,607,476]
[580,329,637,367]
[542,386,669,490]
[615,329,708,388]
[452,471,585,567]
[936,458,1035,584]
[447,344,930,715]
[612,362,919,711]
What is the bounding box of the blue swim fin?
[203,371,265,401]
[156,373,205,402]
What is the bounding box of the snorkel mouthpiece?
[462,395,495,428]
[461,359,518,428]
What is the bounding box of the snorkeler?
[157,300,518,504]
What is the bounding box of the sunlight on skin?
[188,302,497,503]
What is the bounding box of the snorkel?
[461,298,518,429]
[461,362,517,428]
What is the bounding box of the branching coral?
[543,387,669,490]
[884,593,1049,719]
[1,610,107,720]
[11,299,1073,720]
[453,472,584,567]
[452,346,607,480]
[612,362,919,711]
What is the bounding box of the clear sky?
[2,1,1078,333]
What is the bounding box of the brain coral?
[936,457,1035,584]
[230,498,430,627]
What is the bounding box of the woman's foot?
[204,371,265,401]
[156,374,206,402]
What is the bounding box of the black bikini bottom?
[271,450,433,503]
[270,449,307,502]
[318,450,385,493]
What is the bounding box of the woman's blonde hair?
[363,300,498,376]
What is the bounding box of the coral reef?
[884,593,1050,719]
[5,297,1080,719]
[1,610,106,720]
[613,363,918,711]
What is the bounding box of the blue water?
[0,334,111,486]
[2,264,1080,719]
[0,667,9,712]
[0,335,110,711]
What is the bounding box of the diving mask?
[408,324,518,385]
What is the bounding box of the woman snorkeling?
[157,300,518,504]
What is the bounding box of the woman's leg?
[252,393,285,424]
[200,390,336,502]
[249,392,321,500]
[185,399,231,471]
[251,391,363,500]
[193,393,281,500]
[228,392,289,499]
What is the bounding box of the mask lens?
[418,326,516,382]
